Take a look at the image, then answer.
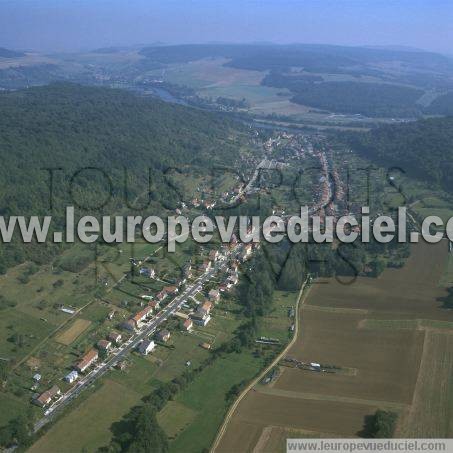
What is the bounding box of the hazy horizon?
[0,0,452,55]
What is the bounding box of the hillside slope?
[344,117,453,191]
[0,83,243,270]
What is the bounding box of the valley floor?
[215,240,453,452]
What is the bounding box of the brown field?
[255,426,336,453]
[277,310,424,404]
[399,331,453,437]
[307,241,449,318]
[216,241,453,452]
[55,318,91,345]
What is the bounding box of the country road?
[32,143,330,434]
[210,278,312,453]
[34,245,241,432]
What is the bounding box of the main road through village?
[34,247,239,432]
[33,144,332,433]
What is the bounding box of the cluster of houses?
[68,331,122,380]
[33,241,247,410]
[122,300,160,332]
[189,197,216,210]
[190,300,213,327]
[137,328,172,356]
[219,261,240,293]
[121,284,184,333]
[33,328,124,407]
[219,184,245,204]
[239,243,254,262]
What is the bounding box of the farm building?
[163,285,178,296]
[124,305,154,331]
[174,311,189,320]
[156,290,168,301]
[191,308,211,327]
[148,300,160,310]
[184,263,193,278]
[240,244,253,261]
[200,261,211,272]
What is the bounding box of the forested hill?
[0,83,243,271]
[344,117,453,192]
[0,47,25,58]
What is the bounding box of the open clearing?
[216,241,453,452]
[54,318,92,345]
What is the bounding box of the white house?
[65,370,79,384]
[138,339,155,355]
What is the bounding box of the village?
[32,236,255,418]
[22,129,343,435]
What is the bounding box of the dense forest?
[290,81,422,118]
[343,117,453,192]
[0,64,68,89]
[0,83,244,271]
[139,43,453,78]
[262,72,424,117]
[424,91,453,116]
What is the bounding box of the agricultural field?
[215,240,453,452]
[165,352,264,453]
[148,58,336,120]
[151,58,299,111]
[0,227,206,438]
[2,153,293,450]
[22,284,296,453]
[55,319,92,345]
[399,331,453,438]
[28,380,142,453]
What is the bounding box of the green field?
[166,351,263,453]
[256,291,297,342]
[29,380,141,453]
[157,401,197,440]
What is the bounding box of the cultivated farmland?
[55,319,91,345]
[215,241,453,452]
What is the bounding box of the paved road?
[33,142,329,432]
[34,248,239,432]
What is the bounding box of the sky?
[0,0,452,54]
